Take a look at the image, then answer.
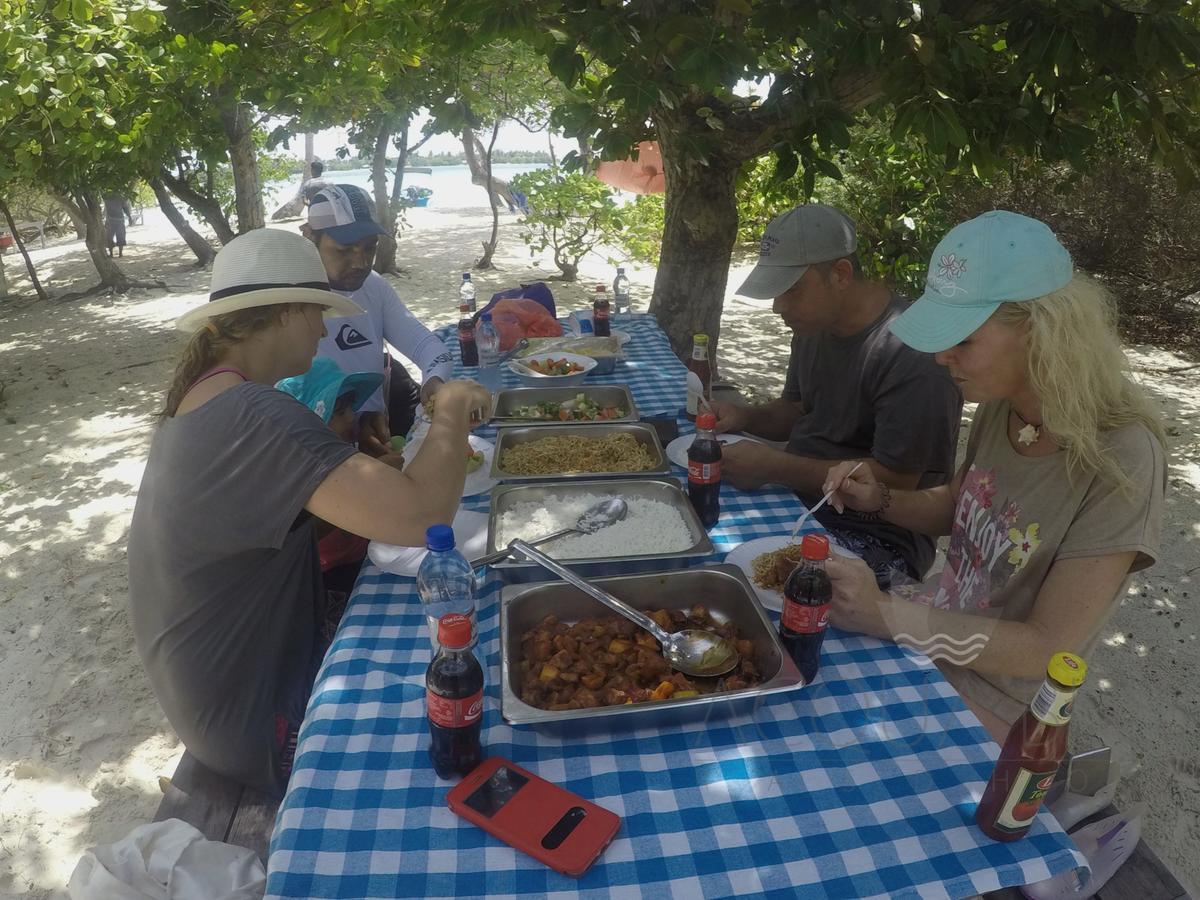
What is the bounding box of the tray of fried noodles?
[489,422,670,482]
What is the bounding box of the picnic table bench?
[152,750,1190,899]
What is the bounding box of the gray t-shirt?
[128,383,356,792]
[782,293,962,575]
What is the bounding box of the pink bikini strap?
[187,367,250,392]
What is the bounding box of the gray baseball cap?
[735,204,858,299]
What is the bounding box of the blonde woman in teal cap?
[819,211,1166,740]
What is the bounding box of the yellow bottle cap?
[1047,651,1087,687]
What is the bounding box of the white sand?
[0,204,1196,896]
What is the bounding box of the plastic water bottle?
[416,525,476,653]
[613,266,631,314]
[459,273,476,313]
[475,312,501,394]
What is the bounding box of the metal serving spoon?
[508,539,741,678]
[470,497,627,568]
[495,338,530,367]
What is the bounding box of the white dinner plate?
[725,534,861,612]
[664,432,767,470]
[368,509,490,577]
[403,432,496,498]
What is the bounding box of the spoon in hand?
[791,461,864,539]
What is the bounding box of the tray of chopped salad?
[490,385,639,425]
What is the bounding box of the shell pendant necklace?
[1011,406,1042,447]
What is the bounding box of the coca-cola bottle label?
[688,460,721,484]
[781,599,829,634]
[991,766,1058,832]
[458,324,474,342]
[426,688,483,728]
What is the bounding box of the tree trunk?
[218,97,265,233]
[75,191,131,291]
[475,121,503,270]
[462,126,517,211]
[0,250,6,297]
[371,116,399,274]
[0,197,48,300]
[51,192,88,239]
[304,132,315,178]
[150,179,215,266]
[160,168,236,244]
[646,116,741,365]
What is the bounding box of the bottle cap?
[800,534,830,561]
[462,273,471,280]
[1046,651,1087,687]
[437,613,472,649]
[694,333,709,345]
[425,524,455,551]
[696,413,716,430]
[595,284,606,292]
[617,266,626,274]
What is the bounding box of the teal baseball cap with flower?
[889,210,1074,353]
[276,357,383,423]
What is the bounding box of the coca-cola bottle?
[687,412,721,528]
[975,652,1087,841]
[592,284,611,337]
[426,613,484,779]
[779,534,831,684]
[457,301,479,367]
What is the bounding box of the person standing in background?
[104,193,135,257]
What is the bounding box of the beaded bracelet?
[857,483,891,521]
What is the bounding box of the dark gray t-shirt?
[128,383,356,792]
[782,293,962,575]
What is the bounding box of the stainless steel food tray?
[499,565,806,731]
[485,478,714,582]
[489,422,670,482]
[490,385,639,426]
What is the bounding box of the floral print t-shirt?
[922,401,1164,724]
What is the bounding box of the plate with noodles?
[725,534,861,611]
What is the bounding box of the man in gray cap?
[714,203,962,585]
[302,184,453,454]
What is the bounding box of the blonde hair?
[993,273,1166,493]
[160,305,293,420]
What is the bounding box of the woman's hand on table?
[825,554,891,638]
[822,460,884,515]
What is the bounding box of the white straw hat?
[176,228,363,332]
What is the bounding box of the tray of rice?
[490,422,670,482]
[485,478,715,582]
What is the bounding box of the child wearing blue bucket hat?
[815,211,1166,740]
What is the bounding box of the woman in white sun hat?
[127,228,490,793]
[818,211,1166,740]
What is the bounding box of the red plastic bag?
[490,298,562,351]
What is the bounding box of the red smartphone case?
[447,757,620,878]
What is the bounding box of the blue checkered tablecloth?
[267,314,1085,899]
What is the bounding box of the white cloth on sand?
[67,818,265,900]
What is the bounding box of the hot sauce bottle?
[975,652,1087,841]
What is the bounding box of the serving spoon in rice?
[469,497,628,568]
[508,539,741,679]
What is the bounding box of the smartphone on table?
[447,757,620,877]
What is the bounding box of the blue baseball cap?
[889,210,1074,353]
[307,184,388,245]
[276,357,383,423]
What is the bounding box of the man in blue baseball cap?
[302,184,453,456]
[711,203,963,585]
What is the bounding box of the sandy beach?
[0,203,1196,897]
